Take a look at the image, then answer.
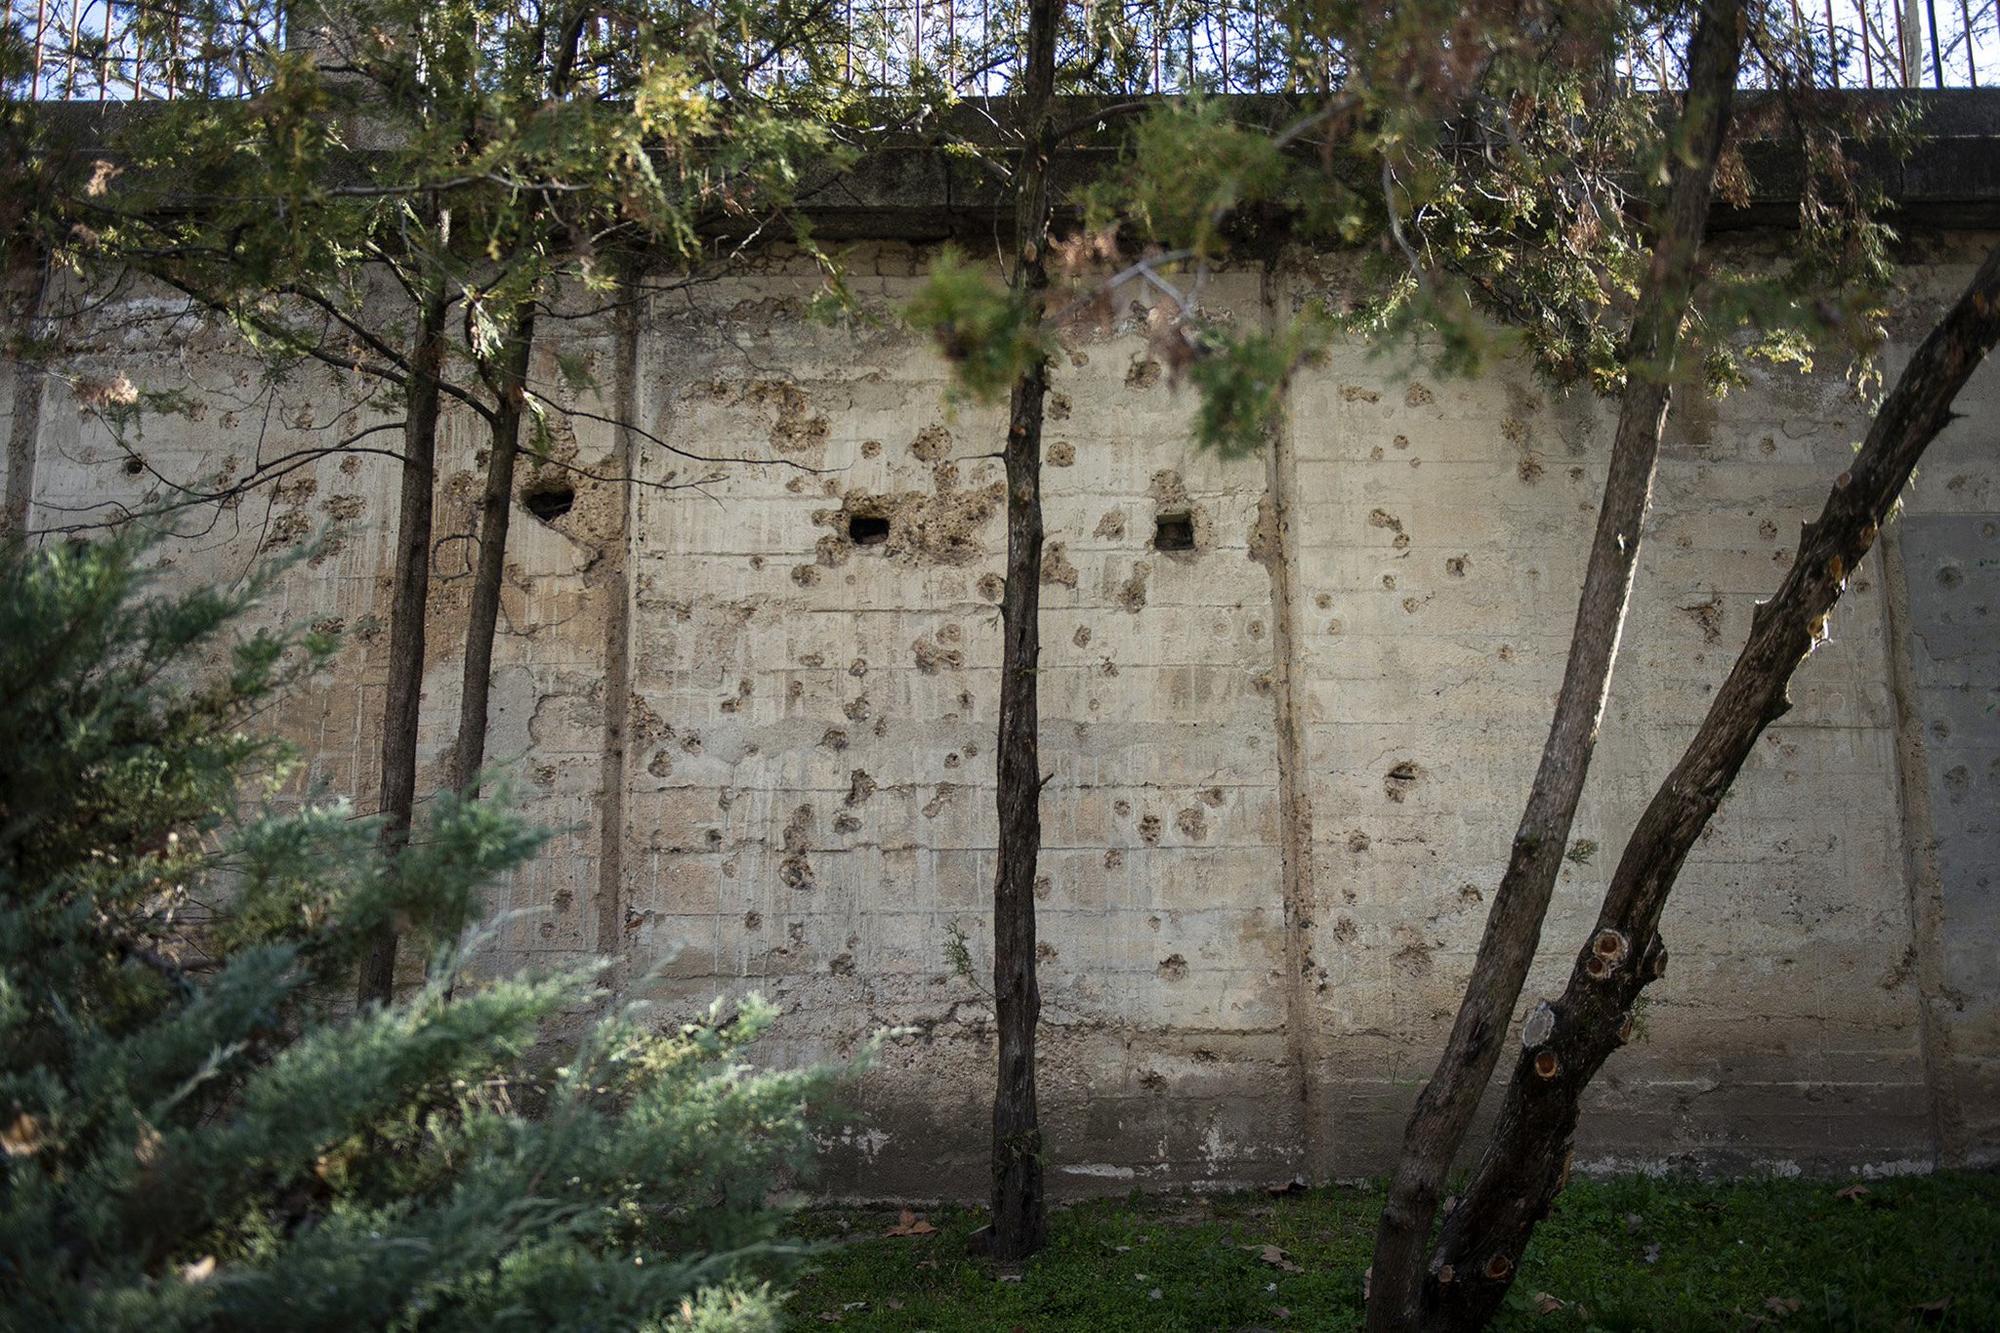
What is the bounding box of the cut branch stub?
[1533,1049,1560,1079]
[1483,1253,1513,1281]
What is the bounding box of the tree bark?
[1423,239,2000,1333]
[977,0,1059,1265]
[356,276,451,1008]
[450,308,535,796]
[1365,2,1743,1325]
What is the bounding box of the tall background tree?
[24,0,894,1003]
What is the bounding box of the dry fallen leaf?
[1911,1296,1954,1323]
[1533,1292,1565,1315]
[1272,1306,1292,1321]
[181,1256,217,1284]
[1834,1183,1870,1201]
[1245,1243,1303,1273]
[884,1208,937,1237]
[884,1298,904,1311]
[1762,1295,1802,1317]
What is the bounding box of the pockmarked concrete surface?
[6,233,1995,1196]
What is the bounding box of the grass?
[784,1170,2000,1330]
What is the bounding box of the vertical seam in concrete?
[4,259,50,538]
[593,296,641,984]
[1878,523,1967,1167]
[1260,261,1325,1179]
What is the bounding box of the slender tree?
[974,0,1061,1263]
[39,0,886,1005]
[1420,237,2000,1330]
[1366,1,1746,1322]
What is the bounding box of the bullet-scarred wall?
[6,235,1995,1194]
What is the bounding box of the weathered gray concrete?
[9,229,1997,1198]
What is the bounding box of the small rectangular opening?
[1154,512,1195,551]
[849,514,891,546]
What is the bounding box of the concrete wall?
[7,234,1996,1195]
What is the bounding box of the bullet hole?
[123,455,146,476]
[1139,813,1162,845]
[1937,563,1963,589]
[1157,953,1188,981]
[1347,830,1371,853]
[1445,555,1469,578]
[1384,761,1422,802]
[1153,512,1195,551]
[848,514,891,546]
[522,480,575,522]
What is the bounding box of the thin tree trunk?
[976,0,1059,1265]
[451,308,534,796]
[357,275,451,1008]
[1365,2,1744,1324]
[1424,239,2000,1333]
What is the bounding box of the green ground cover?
[786,1170,2000,1330]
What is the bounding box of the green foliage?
[1037,0,1910,454]
[0,537,849,1330]
[1186,310,1332,457]
[785,1173,2000,1330]
[1081,100,1290,261]
[903,247,1046,401]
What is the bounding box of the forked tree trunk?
[451,309,535,795]
[977,0,1060,1264]
[1365,2,1744,1324]
[357,276,451,1008]
[1423,240,2000,1332]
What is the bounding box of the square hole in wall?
[849,514,891,546]
[1154,511,1195,551]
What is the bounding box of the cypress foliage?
[0,536,843,1331]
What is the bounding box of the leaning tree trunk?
[977,0,1060,1265]
[1423,240,2000,1332]
[1365,2,1744,1323]
[357,276,451,1008]
[451,308,535,796]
